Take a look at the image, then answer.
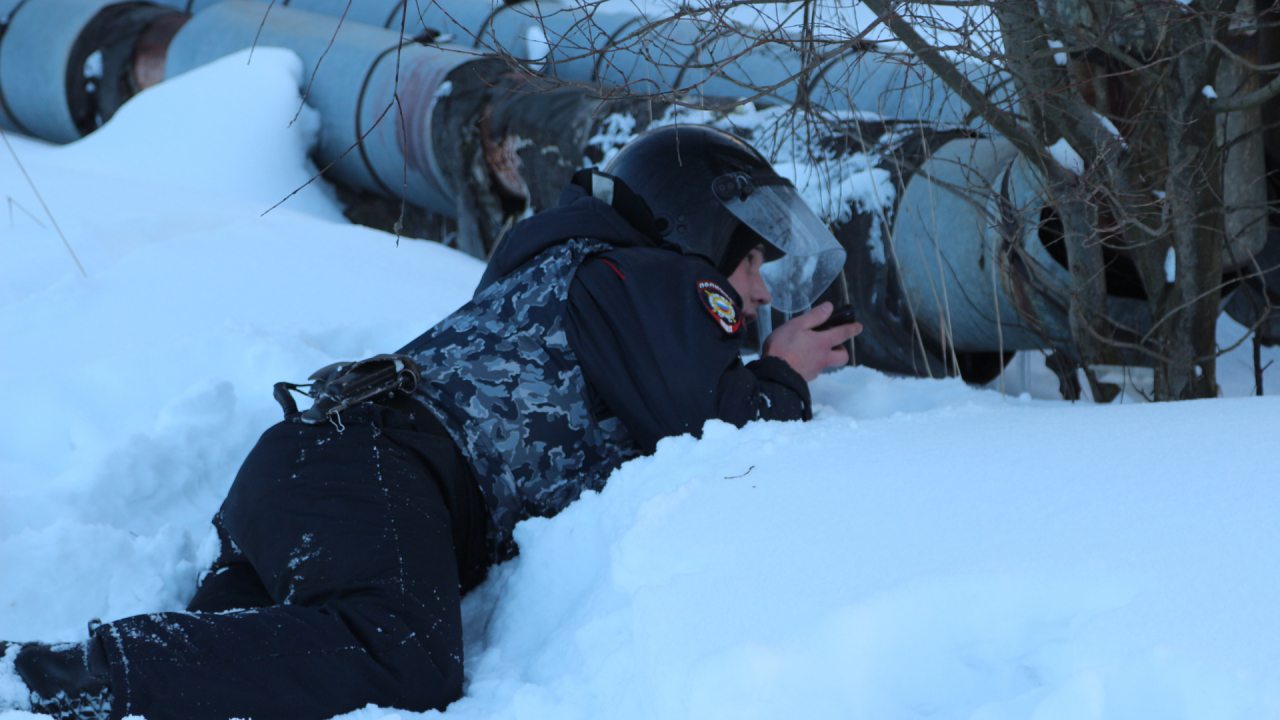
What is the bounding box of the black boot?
[1,641,32,711]
[11,639,114,720]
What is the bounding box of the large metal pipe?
[164,0,475,214]
[0,0,27,132]
[889,137,1052,353]
[0,0,190,136]
[0,0,174,139]
[0,0,1127,386]
[832,125,1195,382]
[0,0,648,255]
[170,0,1007,127]
[0,0,499,216]
[6,0,1273,389]
[484,0,1001,126]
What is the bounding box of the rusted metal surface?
[480,109,530,203]
[133,12,189,91]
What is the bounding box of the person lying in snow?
[0,125,860,720]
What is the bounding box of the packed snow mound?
[0,46,485,644]
[0,48,347,310]
[431,392,1280,720]
[51,47,344,222]
[4,25,1280,720]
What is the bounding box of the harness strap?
[273,354,423,426]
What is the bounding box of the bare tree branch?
[1214,68,1280,111]
[860,0,1067,181]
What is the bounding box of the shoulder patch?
[697,280,742,335]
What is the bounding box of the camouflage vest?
[406,238,640,560]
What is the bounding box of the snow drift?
[2,48,1280,720]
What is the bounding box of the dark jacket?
[400,181,811,559]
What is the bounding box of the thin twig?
[291,0,353,127]
[1215,70,1280,112]
[8,196,46,228]
[1254,333,1265,396]
[248,0,278,65]
[1,129,86,277]
[392,0,411,244]
[261,92,403,216]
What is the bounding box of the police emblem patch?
[697,280,742,335]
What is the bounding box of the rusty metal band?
[133,12,190,91]
[396,51,462,209]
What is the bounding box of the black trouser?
[94,401,490,720]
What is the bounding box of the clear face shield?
[713,173,846,314]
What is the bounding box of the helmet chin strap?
[755,304,773,345]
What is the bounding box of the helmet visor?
[715,176,846,313]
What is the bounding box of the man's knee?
[217,413,431,600]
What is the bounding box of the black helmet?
[605,125,780,267]
[605,125,845,313]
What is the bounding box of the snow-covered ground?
[4,49,1280,720]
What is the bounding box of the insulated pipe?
[0,0,478,214]
[0,0,125,141]
[844,129,1203,379]
[164,0,478,214]
[503,3,980,123]
[0,0,26,133]
[0,0,187,138]
[889,137,1062,352]
[843,131,1170,378]
[815,127,1031,382]
[181,0,426,29]
[181,0,1007,127]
